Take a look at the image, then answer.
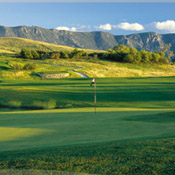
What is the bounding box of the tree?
[139,50,150,63]
[108,49,112,53]
[31,50,39,59]
[61,51,70,58]
[93,54,98,60]
[115,45,130,53]
[20,48,33,59]
[50,52,61,59]
[123,53,134,63]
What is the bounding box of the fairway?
[1,77,175,110]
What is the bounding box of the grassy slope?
[0,55,83,80]
[46,59,175,78]
[0,37,104,53]
[2,56,175,80]
[1,37,175,79]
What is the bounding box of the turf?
[0,127,50,142]
[0,108,175,174]
[1,77,175,109]
[0,77,175,174]
[0,108,175,152]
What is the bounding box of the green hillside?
[0,37,103,54]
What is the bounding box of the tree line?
[101,44,174,64]
[20,48,89,60]
[20,44,174,64]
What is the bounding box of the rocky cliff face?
[0,25,174,52]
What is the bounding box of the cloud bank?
[55,20,175,34]
[97,22,144,31]
[99,23,112,31]
[97,20,175,33]
[154,20,175,33]
[115,22,144,31]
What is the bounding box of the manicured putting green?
[0,108,174,152]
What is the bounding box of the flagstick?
[94,80,96,113]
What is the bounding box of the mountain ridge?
[0,25,175,52]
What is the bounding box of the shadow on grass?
[124,111,175,123]
[0,65,10,70]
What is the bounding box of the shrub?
[7,100,22,108]
[8,61,24,70]
[33,99,56,109]
[23,63,36,70]
[46,99,57,109]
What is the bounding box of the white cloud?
[97,22,144,32]
[70,27,77,32]
[154,20,175,33]
[116,22,144,31]
[55,26,76,32]
[55,26,70,31]
[99,23,112,31]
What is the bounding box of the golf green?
[0,107,174,152]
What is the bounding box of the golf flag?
[90,78,97,113]
[90,78,96,86]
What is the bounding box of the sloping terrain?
[0,37,102,54]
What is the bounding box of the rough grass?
[0,56,83,80]
[32,99,57,109]
[46,59,175,78]
[2,57,175,80]
[0,138,174,175]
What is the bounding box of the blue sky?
[0,2,175,35]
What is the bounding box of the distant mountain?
[0,25,175,52]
